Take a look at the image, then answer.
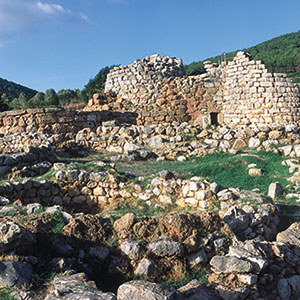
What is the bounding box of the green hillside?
[185,30,300,82]
[0,78,37,102]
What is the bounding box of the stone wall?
[103,52,300,128]
[91,61,222,126]
[221,51,300,126]
[105,54,185,101]
[0,108,137,136]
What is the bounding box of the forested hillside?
[0,78,37,102]
[185,30,300,80]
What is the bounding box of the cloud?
[35,2,67,15]
[0,0,89,44]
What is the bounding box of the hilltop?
[0,77,37,102]
[185,30,300,82]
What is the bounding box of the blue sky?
[0,0,299,92]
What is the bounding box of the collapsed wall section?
[104,52,300,128]
[221,51,300,127]
[99,54,224,126]
[105,54,185,102]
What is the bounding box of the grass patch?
[163,266,210,288]
[35,168,56,181]
[116,150,290,195]
[0,288,16,300]
[69,161,107,173]
[49,212,65,235]
[102,199,177,219]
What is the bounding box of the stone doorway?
[210,112,219,126]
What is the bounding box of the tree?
[84,65,115,99]
[27,92,45,108]
[0,94,9,111]
[44,88,59,107]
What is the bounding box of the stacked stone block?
[103,52,300,128]
[0,108,136,136]
[105,54,185,102]
[221,51,300,127]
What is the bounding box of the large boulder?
[63,214,111,244]
[277,222,300,248]
[210,256,254,274]
[178,279,222,300]
[0,221,35,252]
[148,241,184,257]
[0,261,33,287]
[45,272,116,300]
[117,280,183,300]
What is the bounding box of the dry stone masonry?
[101,52,300,128]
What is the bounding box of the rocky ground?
[2,123,300,299]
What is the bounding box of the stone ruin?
[2,54,300,300]
[97,51,300,128]
[2,51,300,136]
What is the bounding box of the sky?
[0,0,300,92]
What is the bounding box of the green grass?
[103,199,175,219]
[35,168,56,181]
[69,161,107,173]
[116,151,290,195]
[163,266,210,288]
[0,288,17,300]
[49,212,66,235]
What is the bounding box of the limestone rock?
[88,246,110,261]
[268,182,283,199]
[114,213,135,232]
[178,279,222,300]
[0,261,33,288]
[121,241,142,260]
[148,241,184,257]
[187,249,208,267]
[223,206,250,231]
[45,272,116,300]
[277,222,300,248]
[0,221,35,252]
[117,280,183,300]
[0,196,10,206]
[134,258,160,278]
[210,256,254,274]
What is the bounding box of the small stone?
[268,182,284,199]
[117,280,181,300]
[88,246,110,261]
[248,137,261,148]
[114,213,135,232]
[0,261,33,287]
[120,241,142,260]
[148,241,184,257]
[248,168,262,176]
[177,155,186,162]
[187,249,208,267]
[134,258,160,278]
[237,274,258,285]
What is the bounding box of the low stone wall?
[0,108,137,136]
